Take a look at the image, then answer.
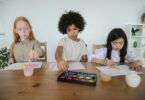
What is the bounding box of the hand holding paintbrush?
[28,43,39,62]
[105,59,119,69]
[58,59,69,71]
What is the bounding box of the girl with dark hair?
[55,11,88,70]
[91,28,142,72]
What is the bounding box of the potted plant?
[0,47,9,69]
[132,28,140,36]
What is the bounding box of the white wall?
[0,1,3,32]
[0,0,145,61]
[0,1,4,33]
[0,1,7,48]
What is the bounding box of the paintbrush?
[29,43,34,63]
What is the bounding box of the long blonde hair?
[13,16,35,43]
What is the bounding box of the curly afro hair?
[58,11,86,34]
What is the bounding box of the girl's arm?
[55,46,68,70]
[9,42,15,64]
[91,58,115,67]
[55,46,63,63]
[29,40,44,61]
[91,47,108,65]
[126,51,142,71]
[91,58,106,65]
[127,60,142,72]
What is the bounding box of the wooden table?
[0,62,145,100]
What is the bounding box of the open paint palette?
[57,71,97,86]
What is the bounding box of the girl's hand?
[58,60,68,70]
[105,59,116,67]
[33,51,39,59]
[9,58,14,64]
[130,61,142,72]
[28,50,39,61]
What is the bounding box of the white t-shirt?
[58,37,87,61]
[92,47,141,64]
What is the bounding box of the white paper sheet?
[97,65,132,76]
[49,62,85,71]
[4,62,43,70]
[49,62,59,71]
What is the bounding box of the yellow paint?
[17,64,27,68]
[101,74,111,82]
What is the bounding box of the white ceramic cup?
[24,67,34,77]
[125,71,141,88]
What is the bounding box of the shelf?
[131,36,143,38]
[122,24,145,63]
[130,48,141,49]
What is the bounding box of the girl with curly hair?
[55,11,88,70]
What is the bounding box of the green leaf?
[0,47,9,69]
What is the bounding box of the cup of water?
[24,67,34,77]
[101,72,111,82]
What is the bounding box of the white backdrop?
[0,1,6,47]
[0,0,145,61]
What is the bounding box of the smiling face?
[111,37,124,51]
[15,20,31,41]
[66,24,79,40]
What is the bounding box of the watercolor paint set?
[57,71,97,86]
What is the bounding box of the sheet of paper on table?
[49,62,85,71]
[4,62,43,70]
[96,65,142,76]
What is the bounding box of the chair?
[37,42,47,62]
[92,44,106,54]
